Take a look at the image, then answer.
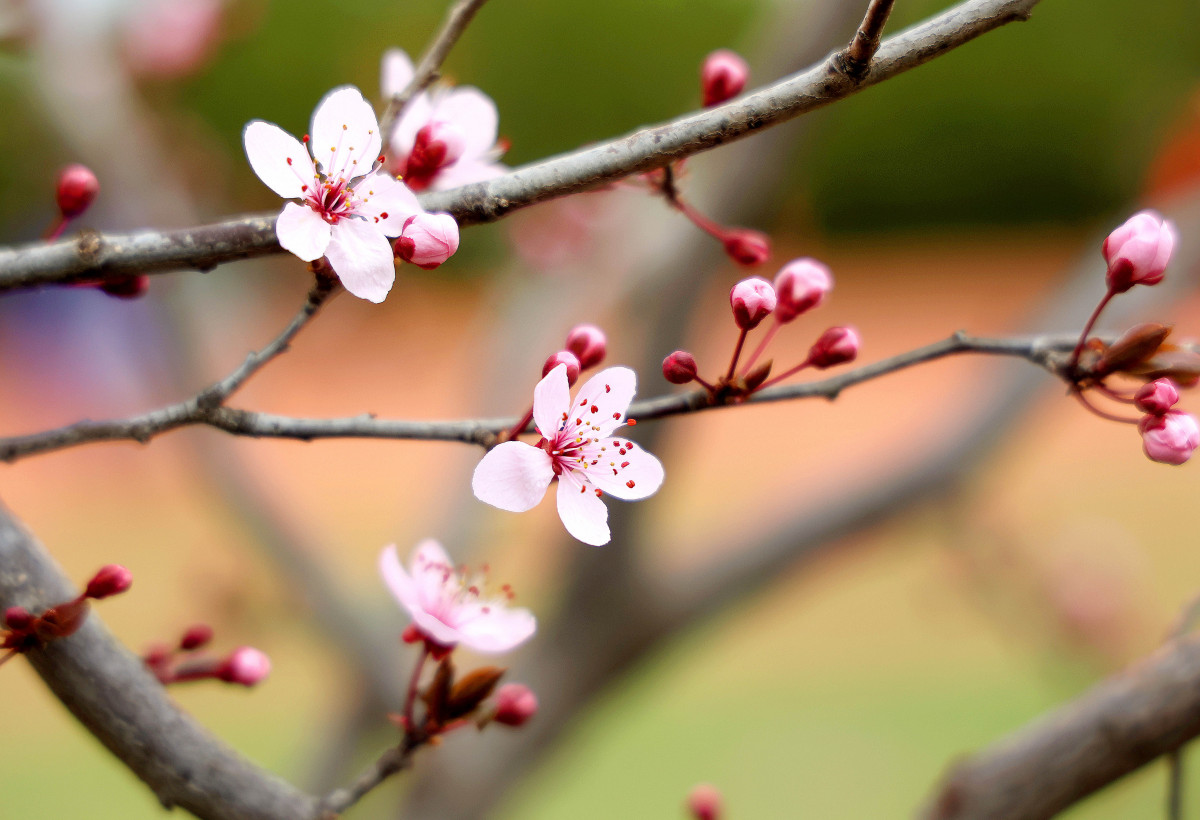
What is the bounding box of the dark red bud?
[4,606,33,631]
[85,564,132,600]
[808,326,860,369]
[722,229,770,267]
[542,351,581,386]
[492,683,538,727]
[663,351,699,384]
[564,324,607,369]
[179,624,214,651]
[55,164,100,219]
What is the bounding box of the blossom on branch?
[1103,210,1177,294]
[1139,411,1200,465]
[380,541,536,654]
[382,48,506,192]
[243,86,422,302]
[471,365,665,546]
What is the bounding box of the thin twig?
[320,738,419,816]
[379,0,492,144]
[841,0,898,80]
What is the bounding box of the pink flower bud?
[687,783,723,820]
[395,212,460,270]
[1140,411,1200,465]
[100,275,149,300]
[774,258,832,322]
[808,326,860,369]
[493,683,538,727]
[722,229,770,267]
[85,564,132,600]
[1134,378,1180,416]
[663,350,699,384]
[55,164,99,219]
[543,351,581,386]
[564,324,607,369]
[1103,210,1177,294]
[730,277,777,330]
[701,49,749,107]
[217,646,271,686]
[4,606,33,631]
[179,624,214,651]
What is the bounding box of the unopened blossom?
[1134,378,1180,416]
[774,258,832,322]
[55,164,99,219]
[662,350,698,384]
[687,784,724,820]
[1103,210,1177,294]
[1140,411,1200,465]
[492,683,538,727]
[543,351,581,385]
[730,276,776,330]
[244,86,422,302]
[701,49,749,107]
[217,647,271,686]
[395,211,460,269]
[808,326,860,369]
[85,564,132,599]
[382,48,506,192]
[723,228,770,267]
[472,365,665,546]
[565,324,607,369]
[379,541,536,653]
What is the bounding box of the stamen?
[626,480,636,488]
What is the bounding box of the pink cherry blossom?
[244,86,422,303]
[1103,210,1177,293]
[1139,411,1200,465]
[1134,378,1180,416]
[730,276,776,330]
[774,258,832,322]
[379,541,536,653]
[382,49,506,192]
[395,211,460,269]
[472,365,665,546]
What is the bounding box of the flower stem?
[1072,389,1140,424]
[741,321,780,375]
[726,329,748,382]
[44,217,67,242]
[504,406,534,443]
[756,357,813,392]
[402,644,430,729]
[1068,289,1116,377]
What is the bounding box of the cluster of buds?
[143,624,271,687]
[1,564,132,666]
[1067,210,1199,465]
[664,259,860,401]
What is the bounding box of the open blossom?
[382,48,506,192]
[244,85,422,303]
[379,541,536,653]
[472,365,665,546]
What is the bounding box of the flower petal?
[556,473,610,546]
[324,218,395,303]
[390,92,433,159]
[584,440,664,500]
[379,543,419,615]
[533,364,571,439]
[243,120,314,199]
[573,366,637,438]
[354,171,421,235]
[276,202,331,262]
[409,539,456,613]
[380,48,414,99]
[455,602,537,653]
[431,86,498,159]
[311,85,381,182]
[472,441,554,512]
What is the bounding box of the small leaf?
[1093,323,1171,377]
[421,657,455,727]
[742,360,773,392]
[446,666,506,720]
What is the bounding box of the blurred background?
[2,0,1200,817]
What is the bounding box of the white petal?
[310,86,382,182]
[532,365,571,439]
[412,609,464,647]
[456,605,537,654]
[472,441,554,512]
[381,48,414,99]
[324,218,395,303]
[573,366,637,438]
[390,92,433,158]
[243,120,314,199]
[584,441,664,500]
[410,539,456,612]
[276,202,331,262]
[379,544,419,614]
[431,86,498,159]
[556,473,610,546]
[354,171,421,235]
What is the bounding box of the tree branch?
[840,0,898,80]
[0,0,1042,293]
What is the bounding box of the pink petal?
[354,171,421,235]
[380,48,414,99]
[556,473,610,546]
[410,539,456,613]
[310,86,382,182]
[574,366,637,438]
[243,121,314,199]
[411,609,464,647]
[276,202,331,262]
[455,603,537,653]
[584,441,664,500]
[390,92,433,158]
[472,441,555,512]
[379,543,419,614]
[431,86,498,159]
[431,157,507,191]
[533,365,571,439]
[324,218,395,303]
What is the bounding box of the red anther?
[302,134,310,143]
[626,480,636,489]
[55,164,100,219]
[85,564,133,600]
[627,419,637,426]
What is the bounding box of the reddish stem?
[1068,289,1116,376]
[1072,389,1140,424]
[726,329,749,382]
[44,217,68,242]
[402,644,430,729]
[1095,383,1136,404]
[504,406,534,443]
[741,320,780,375]
[756,357,813,391]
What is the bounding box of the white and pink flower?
[379,541,536,654]
[472,365,665,546]
[381,48,506,192]
[244,85,422,303]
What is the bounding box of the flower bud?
[564,324,607,369]
[701,49,749,107]
[808,326,860,369]
[395,212,460,270]
[1134,378,1180,416]
[722,229,770,267]
[55,164,100,219]
[85,564,132,600]
[217,646,271,686]
[663,350,699,384]
[179,624,214,651]
[492,683,538,727]
[100,275,149,300]
[4,606,33,631]
[687,783,723,820]
[730,277,776,330]
[774,258,832,322]
[1103,210,1177,294]
[543,351,581,386]
[1140,411,1200,465]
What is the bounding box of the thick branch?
[0,0,1041,292]
[918,632,1200,820]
